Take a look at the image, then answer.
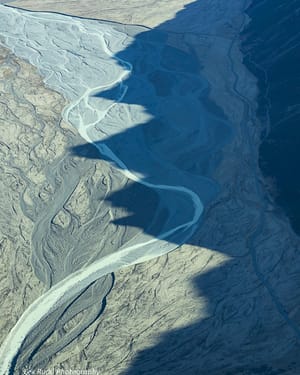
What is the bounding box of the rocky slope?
[242,0,300,234]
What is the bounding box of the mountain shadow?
[241,0,300,235]
[69,1,300,374]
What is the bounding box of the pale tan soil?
[0,44,65,342]
[0,44,125,369]
[2,0,193,28]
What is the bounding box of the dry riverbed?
[1,1,300,374]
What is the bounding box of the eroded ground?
[1,1,300,375]
[0,44,133,370]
